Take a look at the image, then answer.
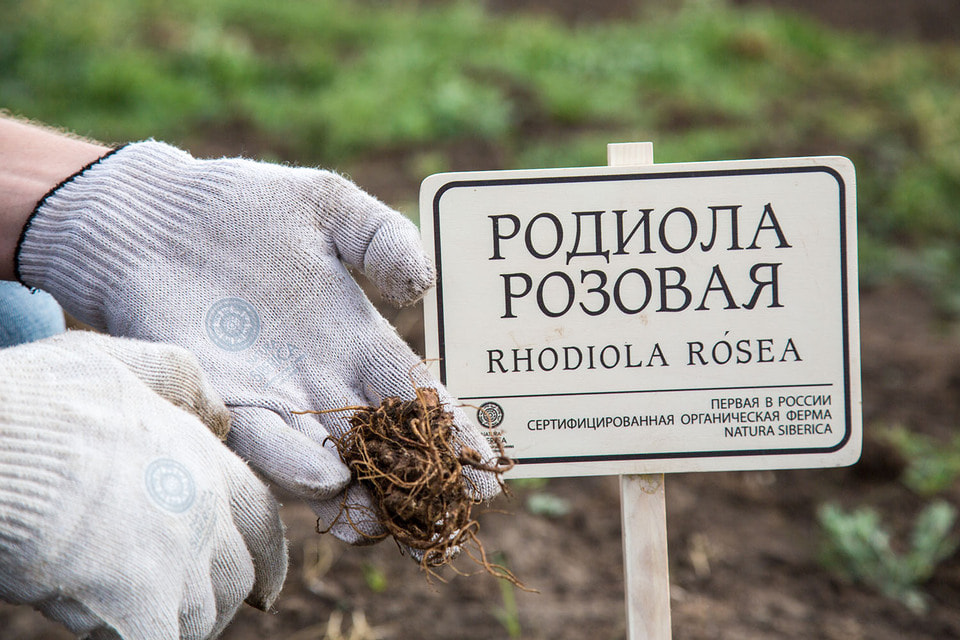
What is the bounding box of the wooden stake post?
[620,473,670,639]
[608,142,672,640]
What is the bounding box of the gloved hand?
[0,330,287,639]
[16,141,501,543]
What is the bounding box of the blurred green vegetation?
[3,0,960,304]
[881,426,960,497]
[818,500,959,613]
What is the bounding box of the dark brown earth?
[2,1,959,638]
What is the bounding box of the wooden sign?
[420,156,861,478]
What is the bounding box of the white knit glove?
[0,331,287,640]
[16,141,501,543]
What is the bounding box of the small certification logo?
[205,297,260,351]
[477,402,504,429]
[145,458,196,513]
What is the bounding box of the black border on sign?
[429,164,853,465]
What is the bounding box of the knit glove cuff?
[17,142,245,331]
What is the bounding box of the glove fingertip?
[364,219,436,306]
[231,484,289,612]
[311,485,387,546]
[246,548,287,612]
[465,467,505,501]
[227,408,351,501]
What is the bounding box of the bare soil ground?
[2,1,960,638]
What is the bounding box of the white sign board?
[420,157,861,478]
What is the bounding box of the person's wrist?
[14,142,189,330]
[0,117,109,280]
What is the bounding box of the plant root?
[296,387,529,589]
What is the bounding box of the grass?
[3,0,960,301]
[6,0,959,411]
[492,553,523,639]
